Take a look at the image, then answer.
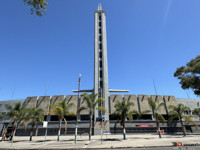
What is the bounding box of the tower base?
[94,121,110,135]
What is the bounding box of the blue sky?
[0,0,200,100]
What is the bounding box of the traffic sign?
[177,142,182,147]
[43,121,48,128]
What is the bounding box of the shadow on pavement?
[61,139,85,142]
[36,140,52,142]
[13,140,28,143]
[102,138,122,141]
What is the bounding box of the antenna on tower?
[98,1,102,10]
[152,79,158,95]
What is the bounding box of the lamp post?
[75,74,81,144]
[101,116,104,144]
[96,116,104,144]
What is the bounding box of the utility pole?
[75,74,81,144]
[152,79,158,95]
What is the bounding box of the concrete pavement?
[0,134,200,149]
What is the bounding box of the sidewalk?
[0,134,200,149]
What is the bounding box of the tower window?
[100,81,103,87]
[99,15,101,20]
[99,29,102,34]
[99,36,102,41]
[99,51,102,58]
[100,70,103,78]
[99,43,102,49]
[99,22,101,27]
[99,60,102,68]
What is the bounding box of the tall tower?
[94,4,109,121]
[73,4,129,133]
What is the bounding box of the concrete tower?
[94,4,109,121]
[73,4,129,131]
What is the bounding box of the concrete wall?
[49,95,65,111]
[109,95,123,114]
[151,95,167,115]
[51,95,65,105]
[138,95,152,114]
[109,95,178,115]
[164,96,176,114]
[176,98,200,121]
[0,100,25,113]
[24,97,38,108]
[66,95,78,113]
[124,95,139,112]
[2,95,200,117]
[176,98,200,111]
[79,96,89,115]
[36,96,51,113]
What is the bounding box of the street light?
[75,74,81,144]
[96,116,104,144]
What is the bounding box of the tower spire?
[98,3,102,10]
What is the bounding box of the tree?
[192,108,200,121]
[48,99,75,141]
[174,55,200,96]
[114,99,134,140]
[23,0,48,16]
[148,98,165,138]
[168,104,198,136]
[112,109,145,135]
[81,92,106,141]
[1,102,28,141]
[0,113,14,141]
[28,107,44,141]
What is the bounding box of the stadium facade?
[0,4,200,136]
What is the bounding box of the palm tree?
[148,98,165,138]
[10,104,28,142]
[193,108,200,121]
[112,107,147,135]
[28,107,44,141]
[1,102,27,141]
[168,103,198,137]
[114,99,134,140]
[81,92,106,141]
[0,113,13,141]
[131,110,149,119]
[0,113,8,140]
[48,99,75,141]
